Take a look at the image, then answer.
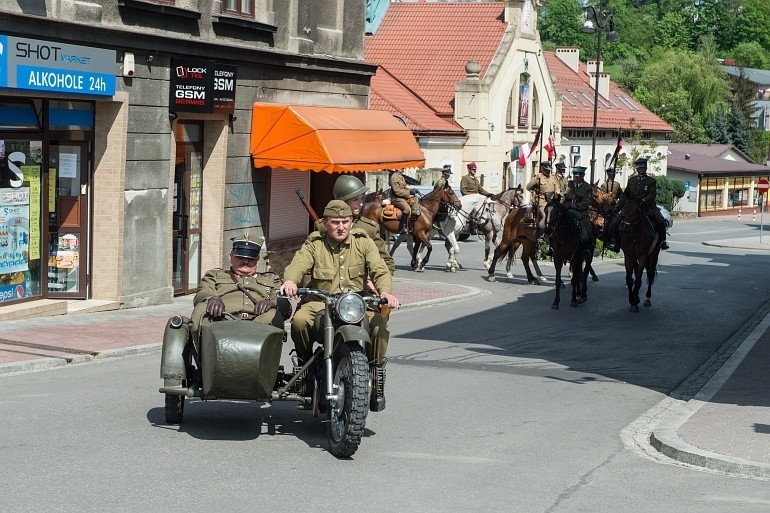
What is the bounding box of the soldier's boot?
[398,213,409,234]
[369,360,387,412]
[606,218,621,253]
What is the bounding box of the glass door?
[47,143,89,298]
[172,122,203,295]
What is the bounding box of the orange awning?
[250,102,425,173]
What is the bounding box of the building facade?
[0,1,375,316]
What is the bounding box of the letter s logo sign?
[7,151,25,188]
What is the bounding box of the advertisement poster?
[24,165,40,260]
[55,233,79,269]
[59,153,78,178]
[0,186,31,274]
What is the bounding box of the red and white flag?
[544,132,556,161]
[609,131,623,168]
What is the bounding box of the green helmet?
[333,175,369,201]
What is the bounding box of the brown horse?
[619,198,661,312]
[543,195,594,308]
[484,191,544,285]
[364,184,461,271]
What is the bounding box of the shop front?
[0,35,115,305]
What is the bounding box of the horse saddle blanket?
[381,204,402,221]
[523,207,537,225]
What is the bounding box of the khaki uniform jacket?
[526,173,561,206]
[554,174,567,195]
[283,228,393,296]
[314,216,395,275]
[389,171,412,200]
[194,268,280,313]
[460,174,489,196]
[600,179,622,197]
[618,174,656,209]
[434,176,448,191]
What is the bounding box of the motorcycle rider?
[280,200,400,412]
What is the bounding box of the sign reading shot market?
[170,59,236,115]
[0,35,116,97]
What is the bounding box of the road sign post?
[757,178,769,243]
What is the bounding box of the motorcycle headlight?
[335,292,366,324]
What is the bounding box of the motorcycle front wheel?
[327,342,369,458]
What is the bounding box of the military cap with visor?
[605,167,616,175]
[333,175,369,202]
[441,164,453,175]
[323,199,353,218]
[555,161,567,171]
[572,166,587,176]
[231,233,262,259]
[634,157,648,169]
[540,161,553,173]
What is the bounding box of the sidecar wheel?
[327,343,369,458]
[165,394,185,425]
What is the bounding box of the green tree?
[653,12,691,50]
[729,41,770,69]
[734,0,770,52]
[538,0,589,49]
[655,175,686,211]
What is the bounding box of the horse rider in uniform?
[433,164,453,224]
[322,174,395,276]
[191,233,285,333]
[554,161,568,193]
[460,162,490,196]
[598,167,622,249]
[607,157,669,252]
[526,161,561,236]
[562,166,594,249]
[600,167,622,197]
[280,200,400,412]
[389,168,420,233]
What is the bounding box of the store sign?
[0,34,116,97]
[169,59,237,114]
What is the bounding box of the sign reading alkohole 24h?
[0,34,116,97]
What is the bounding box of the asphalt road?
[2,217,770,512]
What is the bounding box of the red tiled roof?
[365,3,507,116]
[545,52,674,133]
[370,66,465,134]
[668,149,769,176]
[668,143,737,159]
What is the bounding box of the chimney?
[555,47,580,74]
[588,71,610,99]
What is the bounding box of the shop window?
[0,100,41,130]
[48,101,94,130]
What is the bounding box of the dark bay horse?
[619,199,661,311]
[364,184,461,271]
[484,188,545,285]
[543,196,594,308]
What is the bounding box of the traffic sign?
[758,178,770,195]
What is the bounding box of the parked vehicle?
[159,289,387,458]
[658,204,673,228]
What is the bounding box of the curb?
[702,240,770,251]
[647,306,770,480]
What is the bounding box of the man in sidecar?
[164,233,285,351]
[280,200,400,412]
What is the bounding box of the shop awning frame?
[250,102,425,173]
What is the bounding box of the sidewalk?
[0,278,480,375]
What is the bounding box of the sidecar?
[159,316,286,424]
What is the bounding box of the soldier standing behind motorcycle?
[191,234,284,332]
[280,200,400,411]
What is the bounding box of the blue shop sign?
[0,35,116,97]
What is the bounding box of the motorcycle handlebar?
[279,288,386,305]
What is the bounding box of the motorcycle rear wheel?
[165,394,185,424]
[327,342,369,458]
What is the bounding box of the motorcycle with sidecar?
[159,288,386,457]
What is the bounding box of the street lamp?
[583,3,619,185]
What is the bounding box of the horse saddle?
[381,203,402,222]
[523,206,537,225]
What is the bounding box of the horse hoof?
[487,275,496,283]
[539,276,548,283]
[591,276,599,282]
[529,279,539,285]
[578,297,587,304]
[629,305,639,312]
[506,272,513,279]
[644,299,651,307]
[551,304,559,310]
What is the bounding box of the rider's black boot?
[398,214,408,234]
[659,227,669,250]
[370,361,387,412]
